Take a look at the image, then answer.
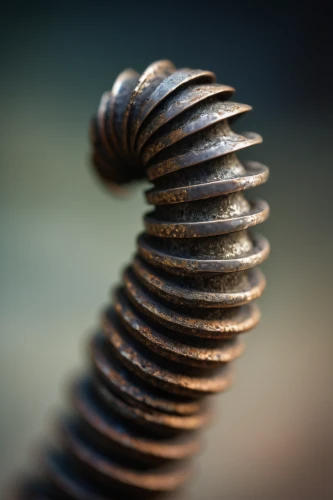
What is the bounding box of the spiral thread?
[15,60,269,499]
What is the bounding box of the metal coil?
[15,60,269,499]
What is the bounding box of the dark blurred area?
[1,1,332,499]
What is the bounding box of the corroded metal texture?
[15,60,269,499]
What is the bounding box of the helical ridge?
[15,60,270,499]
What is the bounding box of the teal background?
[1,2,332,498]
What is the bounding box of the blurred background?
[1,1,332,499]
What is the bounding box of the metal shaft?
[15,60,270,499]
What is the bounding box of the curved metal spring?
[15,60,270,499]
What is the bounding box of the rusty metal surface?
[16,60,269,499]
